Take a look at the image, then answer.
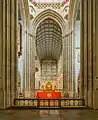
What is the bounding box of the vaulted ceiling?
[36,18,62,61]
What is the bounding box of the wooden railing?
[14,98,84,108]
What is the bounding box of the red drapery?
[36,92,62,99]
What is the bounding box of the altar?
[36,81,62,99]
[36,91,62,99]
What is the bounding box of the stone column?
[80,0,88,105]
[87,0,93,107]
[6,0,11,107]
[81,0,92,107]
[11,0,18,106]
[67,34,70,96]
[67,31,75,98]
[93,0,98,109]
[28,32,30,96]
[23,30,27,95]
[81,0,98,109]
[25,31,27,92]
[28,33,35,97]
[0,0,17,109]
[30,35,33,97]
[71,30,76,98]
[23,31,28,97]
[80,0,84,100]
[31,35,36,98]
[0,0,6,109]
[29,35,32,94]
[68,33,72,97]
[69,32,74,97]
[27,32,29,92]
[66,35,69,93]
[25,31,30,97]
[23,32,35,98]
[63,35,65,93]
[63,32,71,98]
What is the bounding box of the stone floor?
[0,109,98,120]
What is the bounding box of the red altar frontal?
[36,92,62,99]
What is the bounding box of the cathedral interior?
[0,0,98,119]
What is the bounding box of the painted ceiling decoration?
[36,18,62,60]
[29,0,69,8]
[31,0,69,3]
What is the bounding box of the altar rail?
[14,98,84,108]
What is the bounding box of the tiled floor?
[0,109,98,120]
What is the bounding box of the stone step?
[11,105,87,109]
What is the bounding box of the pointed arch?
[32,9,66,34]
